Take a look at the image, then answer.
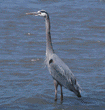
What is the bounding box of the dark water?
[0,0,105,109]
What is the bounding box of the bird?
[26,10,82,101]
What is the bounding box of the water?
[0,0,105,109]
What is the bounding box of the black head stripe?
[40,10,48,15]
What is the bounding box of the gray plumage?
[26,10,81,101]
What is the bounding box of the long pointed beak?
[26,12,38,16]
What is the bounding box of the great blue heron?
[26,10,81,101]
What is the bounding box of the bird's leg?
[60,85,63,101]
[54,80,58,101]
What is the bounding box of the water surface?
[0,0,105,109]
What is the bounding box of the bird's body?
[26,10,81,101]
[46,53,81,97]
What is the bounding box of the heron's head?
[26,10,48,18]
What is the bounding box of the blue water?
[0,0,105,109]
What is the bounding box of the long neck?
[45,15,54,56]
